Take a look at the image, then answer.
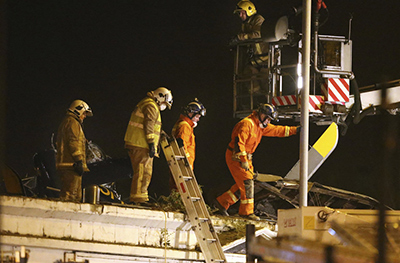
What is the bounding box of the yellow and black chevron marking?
[285,122,338,181]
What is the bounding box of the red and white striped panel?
[272,95,324,112]
[321,78,350,102]
[308,95,324,112]
[272,95,297,106]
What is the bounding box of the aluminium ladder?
[160,132,227,263]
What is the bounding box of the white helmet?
[151,87,173,111]
[68,99,93,117]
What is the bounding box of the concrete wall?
[0,196,257,263]
[0,196,202,262]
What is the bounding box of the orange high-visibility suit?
[169,114,196,190]
[217,112,297,216]
[172,114,196,167]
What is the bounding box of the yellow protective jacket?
[228,111,297,162]
[124,95,162,154]
[172,114,196,167]
[238,13,264,40]
[56,112,89,171]
[237,14,269,65]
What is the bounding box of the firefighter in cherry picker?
[124,87,173,205]
[169,98,206,191]
[56,99,93,202]
[214,103,300,221]
[232,0,269,95]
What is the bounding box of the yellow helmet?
[68,99,93,117]
[234,0,257,17]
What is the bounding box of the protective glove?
[73,160,84,176]
[241,161,250,171]
[296,126,302,134]
[148,142,155,158]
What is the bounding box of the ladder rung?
[161,136,226,263]
[191,197,201,202]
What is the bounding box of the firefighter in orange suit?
[124,87,173,205]
[56,99,93,202]
[169,98,206,190]
[215,103,299,220]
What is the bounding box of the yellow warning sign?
[304,216,315,230]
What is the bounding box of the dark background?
[4,1,400,207]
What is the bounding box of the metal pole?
[377,84,391,263]
[246,224,256,263]
[0,0,7,238]
[299,0,312,207]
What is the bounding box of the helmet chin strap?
[187,112,196,120]
[258,114,268,128]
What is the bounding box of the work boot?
[213,199,229,216]
[240,214,260,221]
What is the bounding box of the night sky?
[4,1,400,207]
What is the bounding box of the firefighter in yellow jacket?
[124,87,173,204]
[234,0,264,41]
[215,103,299,220]
[56,99,93,202]
[232,0,269,94]
[169,98,206,190]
